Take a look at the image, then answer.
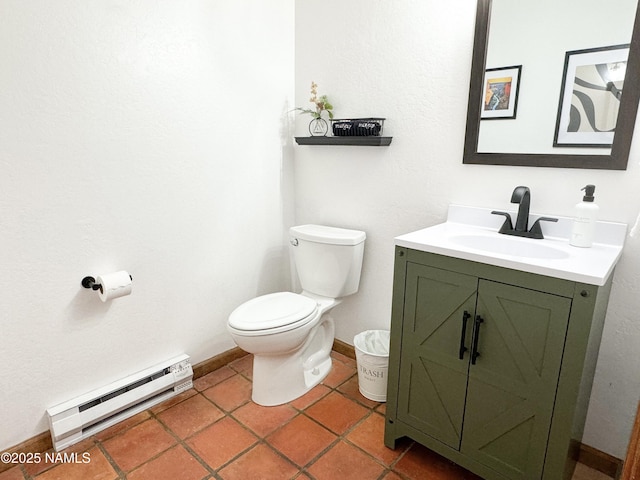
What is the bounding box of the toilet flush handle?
[290,238,299,247]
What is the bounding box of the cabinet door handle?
[459,311,471,359]
[471,315,484,365]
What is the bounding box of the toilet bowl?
[227,225,366,406]
[228,292,339,405]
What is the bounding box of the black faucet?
[511,186,530,232]
[491,186,558,239]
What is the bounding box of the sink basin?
[449,234,570,260]
[394,205,627,286]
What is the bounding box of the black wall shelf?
[295,136,392,146]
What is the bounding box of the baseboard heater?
[46,354,193,451]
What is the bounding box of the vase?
[309,117,329,136]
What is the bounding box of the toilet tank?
[289,225,366,298]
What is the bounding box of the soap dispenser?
[570,184,599,247]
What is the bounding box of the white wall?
[295,0,640,459]
[0,0,294,450]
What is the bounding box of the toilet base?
[251,317,335,406]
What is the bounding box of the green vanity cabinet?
[385,247,613,480]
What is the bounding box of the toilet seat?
[228,292,319,336]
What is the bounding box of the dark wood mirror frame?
[463,0,640,170]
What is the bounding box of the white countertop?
[395,205,627,286]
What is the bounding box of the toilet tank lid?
[290,225,366,246]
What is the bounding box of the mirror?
[463,0,640,169]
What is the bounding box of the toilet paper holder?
[82,275,133,292]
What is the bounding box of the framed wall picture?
[481,65,522,119]
[554,44,629,147]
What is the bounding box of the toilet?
[227,224,366,406]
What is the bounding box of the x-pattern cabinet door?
[461,279,572,480]
[397,262,477,450]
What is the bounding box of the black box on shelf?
[331,118,385,137]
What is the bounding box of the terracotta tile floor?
[1,352,612,480]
